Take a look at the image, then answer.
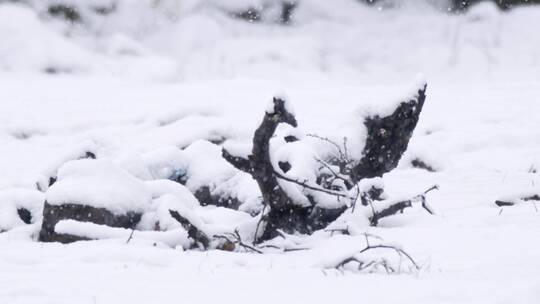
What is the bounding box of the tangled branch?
[369,185,439,226]
[333,233,419,273]
[214,229,263,254]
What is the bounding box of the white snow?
[46,159,152,214]
[1,0,540,303]
[0,188,44,231]
[54,219,190,248]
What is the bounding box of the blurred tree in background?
[450,0,540,10]
[361,0,540,11]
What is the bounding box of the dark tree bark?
[230,1,298,24]
[222,86,427,242]
[495,194,540,207]
[223,97,308,241]
[350,84,427,183]
[450,0,540,11]
[39,202,141,243]
[169,210,210,249]
[17,208,32,224]
[369,200,411,226]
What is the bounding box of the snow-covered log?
[38,159,150,243]
[39,202,142,243]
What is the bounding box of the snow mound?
[119,146,187,181]
[46,159,152,214]
[182,140,237,191]
[0,4,95,73]
[0,188,44,231]
[139,181,201,231]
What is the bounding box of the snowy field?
[1,1,540,303]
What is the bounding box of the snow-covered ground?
[1,1,540,303]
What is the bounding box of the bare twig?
[359,244,419,270]
[253,204,268,243]
[334,235,419,273]
[169,210,210,249]
[222,149,251,172]
[415,184,439,215]
[125,229,135,244]
[350,183,361,212]
[342,137,350,164]
[273,170,352,198]
[306,134,346,161]
[315,157,353,189]
[369,185,438,225]
[325,227,351,236]
[214,229,263,254]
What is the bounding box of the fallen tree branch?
[125,229,135,244]
[273,169,352,199]
[169,210,210,249]
[333,234,419,273]
[369,184,439,226]
[370,200,412,226]
[214,229,263,254]
[351,84,427,183]
[222,149,251,172]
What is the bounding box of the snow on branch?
[330,233,419,273]
[351,84,427,183]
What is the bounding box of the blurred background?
[0,0,539,84]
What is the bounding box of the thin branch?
[125,229,135,244]
[359,244,419,270]
[351,183,361,212]
[370,200,412,226]
[214,229,263,254]
[315,157,353,189]
[361,232,384,242]
[342,137,350,164]
[253,204,268,243]
[222,148,251,172]
[334,238,419,272]
[370,184,439,224]
[306,134,345,161]
[169,210,210,249]
[365,192,378,221]
[423,184,439,195]
[325,227,351,236]
[258,243,310,252]
[273,170,352,198]
[412,184,439,215]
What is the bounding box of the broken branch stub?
[351,84,427,183]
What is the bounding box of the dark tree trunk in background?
[359,0,540,11]
[451,0,540,11]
